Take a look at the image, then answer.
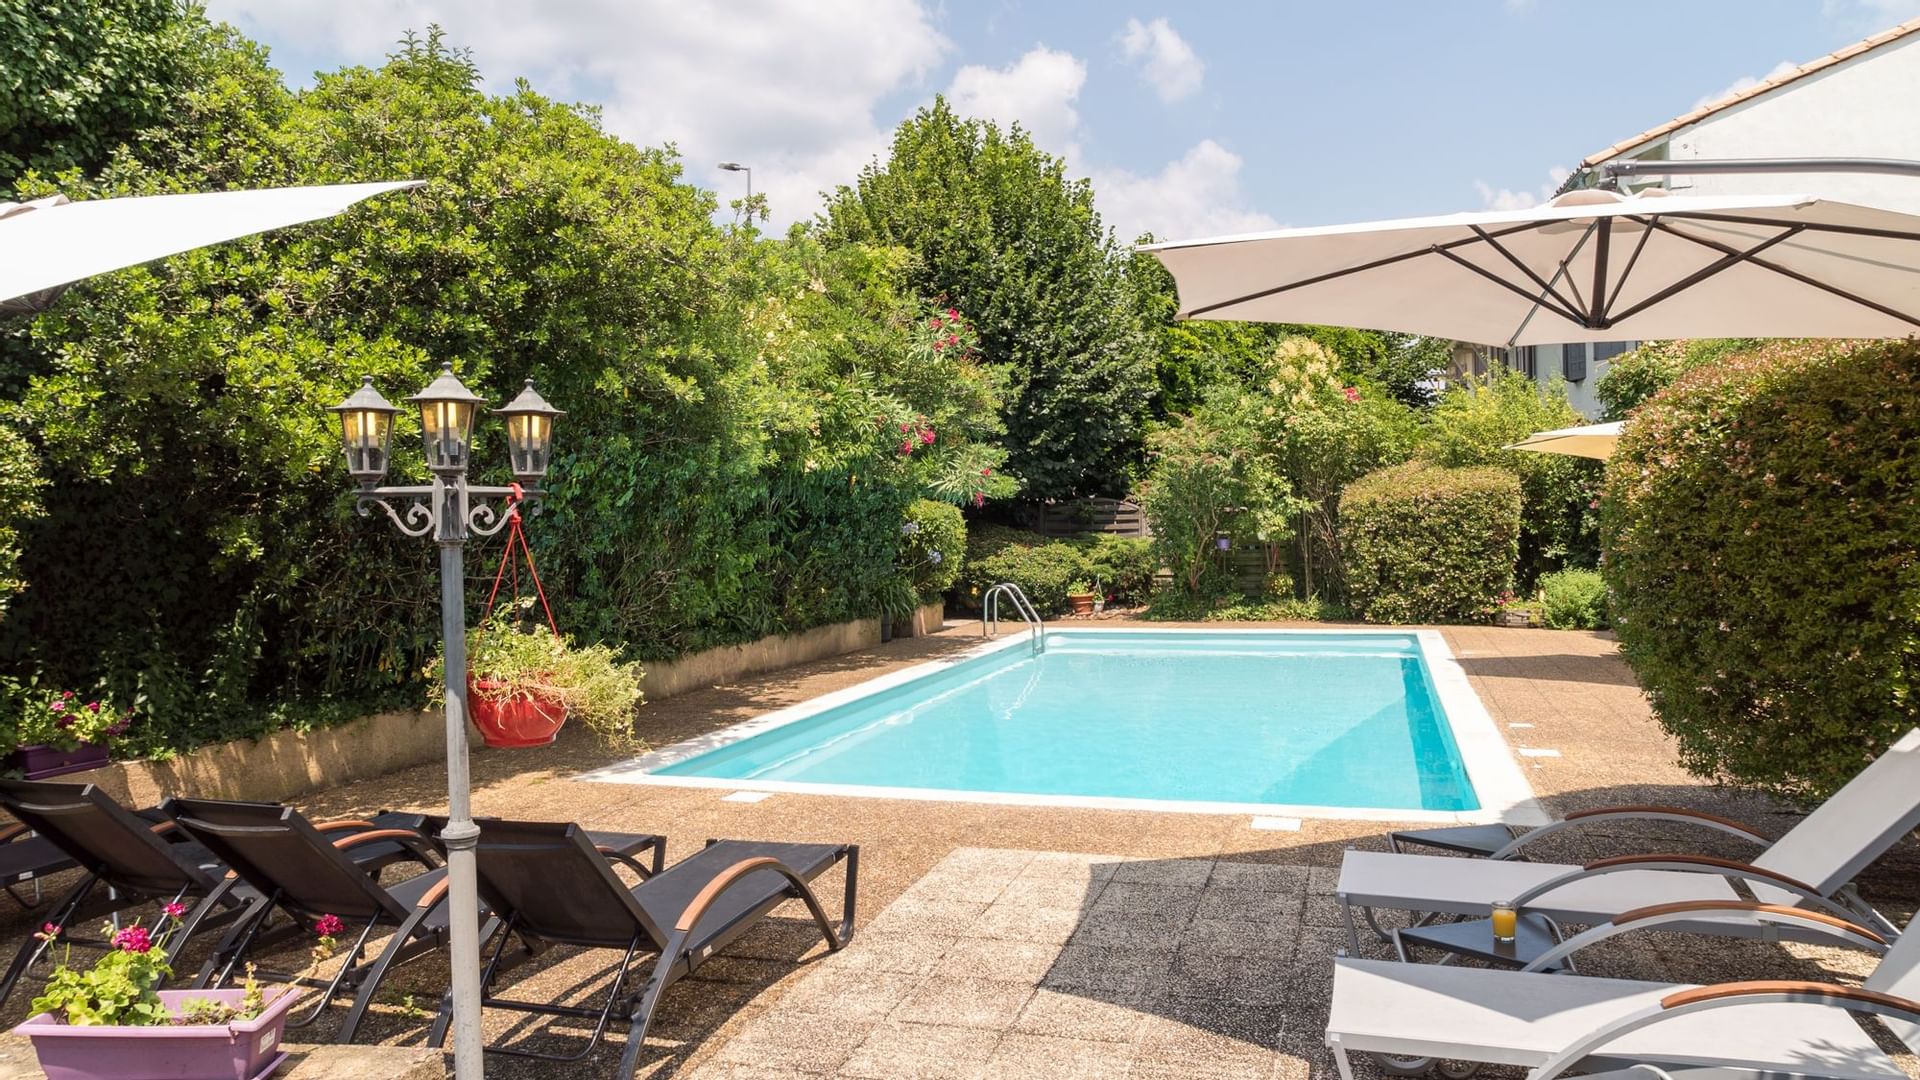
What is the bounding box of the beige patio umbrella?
[1505,421,1623,459]
[1,181,423,312]
[1142,188,1920,345]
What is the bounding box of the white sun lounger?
[1326,902,1920,1080]
[1338,729,1920,950]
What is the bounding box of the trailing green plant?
[900,499,964,602]
[1339,462,1521,624]
[10,688,135,751]
[429,604,646,749]
[1601,338,1920,803]
[1538,568,1609,631]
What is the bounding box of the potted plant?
[1066,580,1098,616]
[1490,590,1541,628]
[13,908,336,1080]
[429,604,646,749]
[8,690,132,780]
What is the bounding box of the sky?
[202,0,1920,242]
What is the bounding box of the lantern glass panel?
[339,408,393,482]
[420,399,477,472]
[504,412,553,480]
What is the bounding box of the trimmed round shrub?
[960,526,1086,614]
[1339,462,1521,624]
[902,499,966,602]
[1538,568,1608,630]
[1073,534,1157,605]
[1601,339,1920,803]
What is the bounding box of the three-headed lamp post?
[329,366,564,1079]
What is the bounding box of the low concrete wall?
[897,600,947,638]
[642,616,881,700]
[48,615,892,806]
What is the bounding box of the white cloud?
[202,0,952,227]
[1119,17,1203,102]
[1472,165,1572,211]
[945,46,1087,153]
[1094,139,1278,243]
[1692,60,1800,111]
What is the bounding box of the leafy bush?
[1074,535,1156,605]
[960,527,1087,614]
[1594,339,1760,420]
[1339,463,1521,624]
[1423,367,1598,585]
[1143,591,1348,623]
[1135,406,1280,596]
[1601,338,1920,802]
[1538,568,1608,630]
[901,499,965,603]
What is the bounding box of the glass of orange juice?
[1491,901,1518,943]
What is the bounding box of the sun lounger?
[422,820,856,1077]
[1339,729,1920,957]
[1325,901,1919,1080]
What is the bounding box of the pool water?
[650,631,1479,812]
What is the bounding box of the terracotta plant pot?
[468,676,569,748]
[9,742,110,780]
[1494,610,1536,628]
[15,986,300,1080]
[1067,593,1096,615]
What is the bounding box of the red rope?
[478,484,562,642]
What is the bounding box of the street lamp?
[329,363,561,1080]
[718,160,752,206]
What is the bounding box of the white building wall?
[1613,34,1920,213]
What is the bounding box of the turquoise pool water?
[651,631,1478,812]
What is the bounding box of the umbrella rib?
[1589,217,1611,324]
[1647,220,1920,329]
[1469,226,1584,317]
[1606,215,1660,319]
[1602,225,1805,325]
[1179,221,1544,319]
[1664,211,1920,244]
[1429,246,1590,327]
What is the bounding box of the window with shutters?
[1563,342,1588,382]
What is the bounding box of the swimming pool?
[587,628,1539,823]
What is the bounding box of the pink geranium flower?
[113,925,153,953]
[162,902,188,920]
[314,914,345,937]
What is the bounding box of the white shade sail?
[1142,189,1920,346]
[1505,421,1623,460]
[0,181,423,308]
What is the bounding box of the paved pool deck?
[4,619,1915,1077]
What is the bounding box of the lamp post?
[718,160,752,207]
[329,366,563,1080]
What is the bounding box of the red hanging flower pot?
[467,675,569,748]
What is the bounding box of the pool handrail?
[982,582,1045,654]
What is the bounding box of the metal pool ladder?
[982,582,1046,654]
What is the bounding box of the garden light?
[328,377,401,486]
[406,364,487,474]
[494,379,565,484]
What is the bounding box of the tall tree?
[819,99,1156,500]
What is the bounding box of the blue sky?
[204,0,1920,240]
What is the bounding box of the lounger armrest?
[149,819,178,837]
[1490,805,1769,859]
[665,849,855,969]
[673,856,798,933]
[1519,900,1888,973]
[332,828,440,869]
[1529,980,1920,1080]
[1508,852,1838,913]
[596,845,655,880]
[0,823,28,845]
[415,877,451,911]
[312,819,381,834]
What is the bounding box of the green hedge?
[902,499,965,603]
[959,526,1156,614]
[1539,568,1608,630]
[1338,462,1521,623]
[1601,339,1920,802]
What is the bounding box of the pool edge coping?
[580,626,1551,827]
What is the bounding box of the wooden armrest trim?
[331,828,423,851]
[1662,980,1920,1012]
[1563,805,1761,833]
[312,819,380,833]
[675,856,784,933]
[1581,853,1819,895]
[1610,900,1885,944]
[0,823,28,844]
[415,878,452,911]
[148,820,178,836]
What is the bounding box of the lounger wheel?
[1374,1053,1480,1078]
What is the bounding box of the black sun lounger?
[425,821,856,1077]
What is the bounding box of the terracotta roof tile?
[1581,15,1920,167]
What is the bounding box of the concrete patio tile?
[1300,889,1350,928]
[711,1008,874,1074]
[1110,856,1214,887]
[891,976,1036,1029]
[1011,988,1155,1042]
[682,1064,812,1080]
[1067,905,1189,949]
[1139,994,1287,1051]
[1208,862,1311,894]
[825,932,956,976]
[839,1020,1002,1080]
[1092,882,1203,919]
[936,936,1065,982]
[864,897,990,937]
[774,968,921,1022]
[1015,851,1126,883]
[1181,915,1299,960]
[1195,884,1303,924]
[1039,943,1176,997]
[1169,946,1294,1004]
[995,876,1103,909]
[970,901,1085,944]
[973,1033,1136,1080]
[903,869,1020,905]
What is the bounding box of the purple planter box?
[14,987,299,1080]
[9,742,110,780]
